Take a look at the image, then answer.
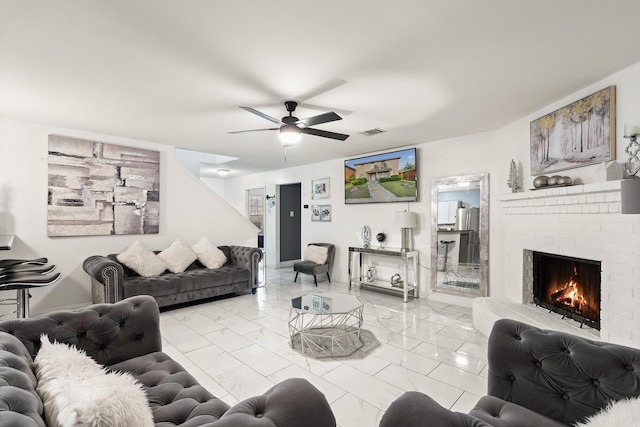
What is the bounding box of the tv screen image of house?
[344,147,417,204]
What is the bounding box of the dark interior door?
[279,183,301,262]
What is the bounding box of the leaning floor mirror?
[430,173,489,297]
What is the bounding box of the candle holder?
[622,123,640,214]
[623,123,640,176]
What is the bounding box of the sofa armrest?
[380,392,490,427]
[0,295,162,367]
[83,255,125,303]
[0,332,46,426]
[487,318,640,425]
[228,246,263,287]
[217,378,336,427]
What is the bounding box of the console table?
[348,246,419,302]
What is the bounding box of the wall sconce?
[217,169,230,176]
[266,194,276,208]
[394,211,417,252]
[621,123,640,214]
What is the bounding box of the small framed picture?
[321,296,332,312]
[311,205,321,221]
[319,204,332,222]
[312,177,330,200]
[311,295,322,312]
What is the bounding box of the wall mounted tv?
[344,147,417,204]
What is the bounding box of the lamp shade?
[279,125,301,145]
[394,211,416,228]
[624,122,640,138]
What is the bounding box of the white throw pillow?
[158,238,197,273]
[35,335,154,427]
[574,396,640,426]
[304,245,329,264]
[116,240,167,277]
[191,237,227,269]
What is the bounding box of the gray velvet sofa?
[381,318,640,427]
[0,295,336,427]
[83,245,262,308]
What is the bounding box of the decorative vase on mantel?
[507,159,523,193]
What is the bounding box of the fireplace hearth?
[532,251,601,330]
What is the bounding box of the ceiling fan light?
[279,125,302,145]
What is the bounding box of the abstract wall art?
[530,86,615,175]
[47,135,160,237]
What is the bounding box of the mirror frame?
[430,173,489,297]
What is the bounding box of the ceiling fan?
[229,101,350,144]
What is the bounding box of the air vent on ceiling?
[359,128,386,136]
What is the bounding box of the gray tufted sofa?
[380,318,640,427]
[0,295,336,426]
[84,245,262,308]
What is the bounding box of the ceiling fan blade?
[297,112,342,127]
[295,77,347,102]
[228,127,279,134]
[239,106,283,125]
[301,127,350,141]
[301,103,353,116]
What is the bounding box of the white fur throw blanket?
[34,335,154,427]
[574,396,640,427]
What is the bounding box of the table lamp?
[394,211,417,251]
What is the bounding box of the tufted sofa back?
[487,319,640,425]
[0,295,161,367]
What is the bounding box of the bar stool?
[439,240,455,272]
[0,259,60,318]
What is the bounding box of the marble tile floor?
[159,267,489,427]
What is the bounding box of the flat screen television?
[344,147,417,204]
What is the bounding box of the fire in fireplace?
[532,252,601,329]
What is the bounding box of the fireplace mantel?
[497,181,622,215]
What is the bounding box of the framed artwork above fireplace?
[530,85,615,175]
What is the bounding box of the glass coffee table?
[289,293,364,358]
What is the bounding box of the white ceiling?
[2,1,640,177]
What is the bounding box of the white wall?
[4,59,639,315]
[200,177,226,198]
[225,131,502,299]
[0,118,259,314]
[490,61,640,301]
[225,61,640,306]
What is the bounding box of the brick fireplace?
[495,180,640,348]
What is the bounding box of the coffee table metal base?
[289,307,364,358]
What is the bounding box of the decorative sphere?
[376,232,386,242]
[558,176,573,185]
[548,175,562,186]
[533,176,549,188]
